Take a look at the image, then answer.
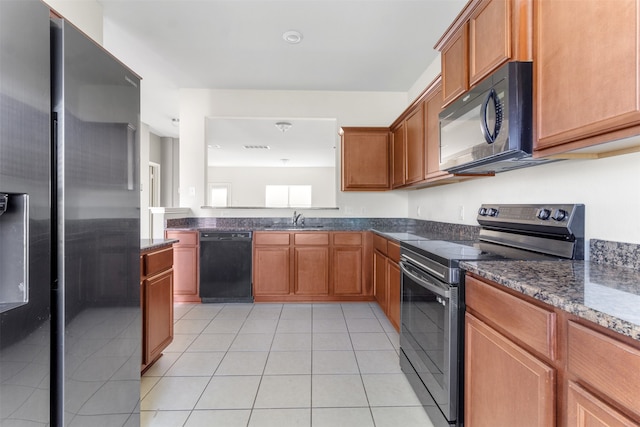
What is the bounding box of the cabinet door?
[391,123,406,188]
[332,246,363,295]
[465,313,555,427]
[173,245,199,300]
[535,0,640,152]
[567,382,639,427]
[254,247,291,295]
[294,247,329,295]
[341,128,390,190]
[424,81,445,179]
[441,24,469,107]
[373,251,388,311]
[405,104,425,185]
[386,260,400,332]
[145,269,173,365]
[468,0,511,86]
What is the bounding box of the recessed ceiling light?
[282,30,303,44]
[275,121,292,132]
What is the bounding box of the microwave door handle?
[400,261,451,299]
[480,88,500,144]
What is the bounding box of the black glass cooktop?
[401,239,560,267]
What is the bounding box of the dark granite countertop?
[461,260,640,341]
[141,238,178,251]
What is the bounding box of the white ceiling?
[99,0,466,137]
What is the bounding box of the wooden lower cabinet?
[372,234,401,331]
[253,231,372,302]
[567,382,639,427]
[254,246,291,296]
[465,313,555,427]
[141,245,174,372]
[373,250,388,311]
[333,246,363,295]
[466,274,640,427]
[295,247,329,295]
[165,230,200,302]
[386,260,401,331]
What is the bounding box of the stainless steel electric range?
[399,204,585,427]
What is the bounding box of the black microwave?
[439,61,555,174]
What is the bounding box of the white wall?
[408,152,640,244]
[179,89,410,218]
[208,166,336,208]
[43,0,103,44]
[161,137,180,207]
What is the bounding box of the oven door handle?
[400,261,451,299]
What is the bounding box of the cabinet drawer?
[145,247,174,276]
[387,241,400,263]
[373,234,388,255]
[255,232,290,245]
[294,232,329,246]
[165,230,198,246]
[465,276,556,360]
[568,321,640,418]
[333,232,362,246]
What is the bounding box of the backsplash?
[590,239,640,270]
[165,217,480,240]
[165,217,640,269]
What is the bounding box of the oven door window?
[401,263,458,420]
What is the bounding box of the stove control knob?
[487,208,499,217]
[552,209,568,221]
[537,208,551,220]
[478,207,487,216]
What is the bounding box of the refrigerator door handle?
[0,193,8,216]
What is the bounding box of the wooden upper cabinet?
[468,0,511,86]
[424,79,448,180]
[436,0,532,107]
[391,123,406,188]
[404,103,425,185]
[441,23,469,107]
[341,127,390,191]
[534,0,640,156]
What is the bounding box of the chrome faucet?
[292,211,304,227]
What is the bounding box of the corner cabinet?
[253,231,372,302]
[165,230,200,302]
[140,244,174,372]
[465,273,640,427]
[534,0,640,157]
[340,127,390,191]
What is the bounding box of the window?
[208,183,230,207]
[265,185,311,208]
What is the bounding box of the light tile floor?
[141,302,435,427]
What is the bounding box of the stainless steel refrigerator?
[1,1,141,425]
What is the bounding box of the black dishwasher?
[199,231,253,303]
